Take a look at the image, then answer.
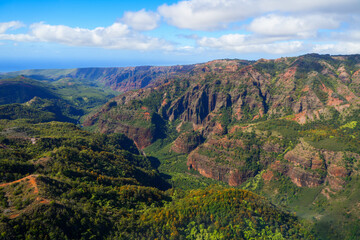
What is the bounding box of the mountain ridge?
[1,64,200,92]
[83,53,360,198]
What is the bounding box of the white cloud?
[121,9,160,31]
[198,34,246,48]
[248,14,340,38]
[0,21,172,51]
[1,1,359,57]
[332,30,360,42]
[259,0,359,13]
[313,30,360,54]
[198,34,304,54]
[0,33,36,42]
[0,21,24,34]
[158,0,358,31]
[30,22,130,46]
[158,0,256,31]
[157,0,358,55]
[313,42,360,54]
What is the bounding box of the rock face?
[260,140,359,191]
[284,140,324,170]
[287,167,324,187]
[187,151,254,187]
[83,54,360,188]
[171,132,204,154]
[186,134,262,186]
[98,122,153,150]
[86,54,360,137]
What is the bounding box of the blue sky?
[0,0,359,72]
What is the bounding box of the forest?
[0,119,312,239]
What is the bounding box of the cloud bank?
[0,21,171,51]
[1,0,360,56]
[158,0,359,31]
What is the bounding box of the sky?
[0,0,360,72]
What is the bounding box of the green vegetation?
[52,79,117,111]
[0,120,170,239]
[0,120,312,239]
[2,54,360,239]
[253,60,288,77]
[0,77,58,105]
[0,104,56,123]
[144,138,225,190]
[0,76,117,124]
[114,187,313,239]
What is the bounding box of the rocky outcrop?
[86,54,360,142]
[96,121,152,150]
[81,54,360,190]
[262,141,282,153]
[326,165,348,191]
[171,132,204,154]
[187,151,253,186]
[273,140,360,191]
[261,160,324,187]
[186,134,264,186]
[287,167,324,187]
[284,140,324,170]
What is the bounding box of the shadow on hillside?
[147,156,172,190]
[148,156,161,169]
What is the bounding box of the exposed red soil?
[0,175,38,188]
[262,170,274,182]
[1,174,51,219]
[9,214,19,219]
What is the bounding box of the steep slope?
[83,54,360,238]
[85,54,360,150]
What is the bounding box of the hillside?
[84,54,360,182]
[84,53,360,239]
[0,77,58,105]
[0,119,311,239]
[0,76,116,123]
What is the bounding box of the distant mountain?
[83,53,360,238]
[85,53,360,149]
[1,64,200,92]
[0,76,116,123]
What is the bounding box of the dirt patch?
[262,170,274,182]
[0,175,52,219]
[9,213,19,219]
[36,196,50,204]
[0,175,39,193]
